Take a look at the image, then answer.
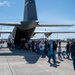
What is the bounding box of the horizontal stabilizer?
[0,22,21,26]
[0,30,12,33]
[37,23,74,27]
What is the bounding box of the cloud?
[0,1,11,7]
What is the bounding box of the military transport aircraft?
[0,0,74,46]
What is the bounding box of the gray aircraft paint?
[23,0,37,21]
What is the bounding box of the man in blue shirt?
[48,40,56,64]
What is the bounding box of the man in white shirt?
[39,42,45,57]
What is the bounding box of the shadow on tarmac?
[0,48,40,64]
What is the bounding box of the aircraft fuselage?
[9,21,37,46]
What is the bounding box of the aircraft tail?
[23,0,37,21]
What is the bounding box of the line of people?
[20,39,75,71]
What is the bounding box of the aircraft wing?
[0,30,12,33]
[32,31,75,38]
[37,23,74,27]
[0,22,21,26]
[1,30,75,34]
[50,31,75,33]
[34,31,75,34]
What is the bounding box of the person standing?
[66,42,70,59]
[39,41,45,57]
[53,41,57,59]
[70,41,75,71]
[58,45,62,60]
[48,40,56,64]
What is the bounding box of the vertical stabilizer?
[23,0,37,21]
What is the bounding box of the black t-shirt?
[66,44,70,51]
[70,44,75,57]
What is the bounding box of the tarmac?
[0,42,75,75]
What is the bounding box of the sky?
[0,0,75,39]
